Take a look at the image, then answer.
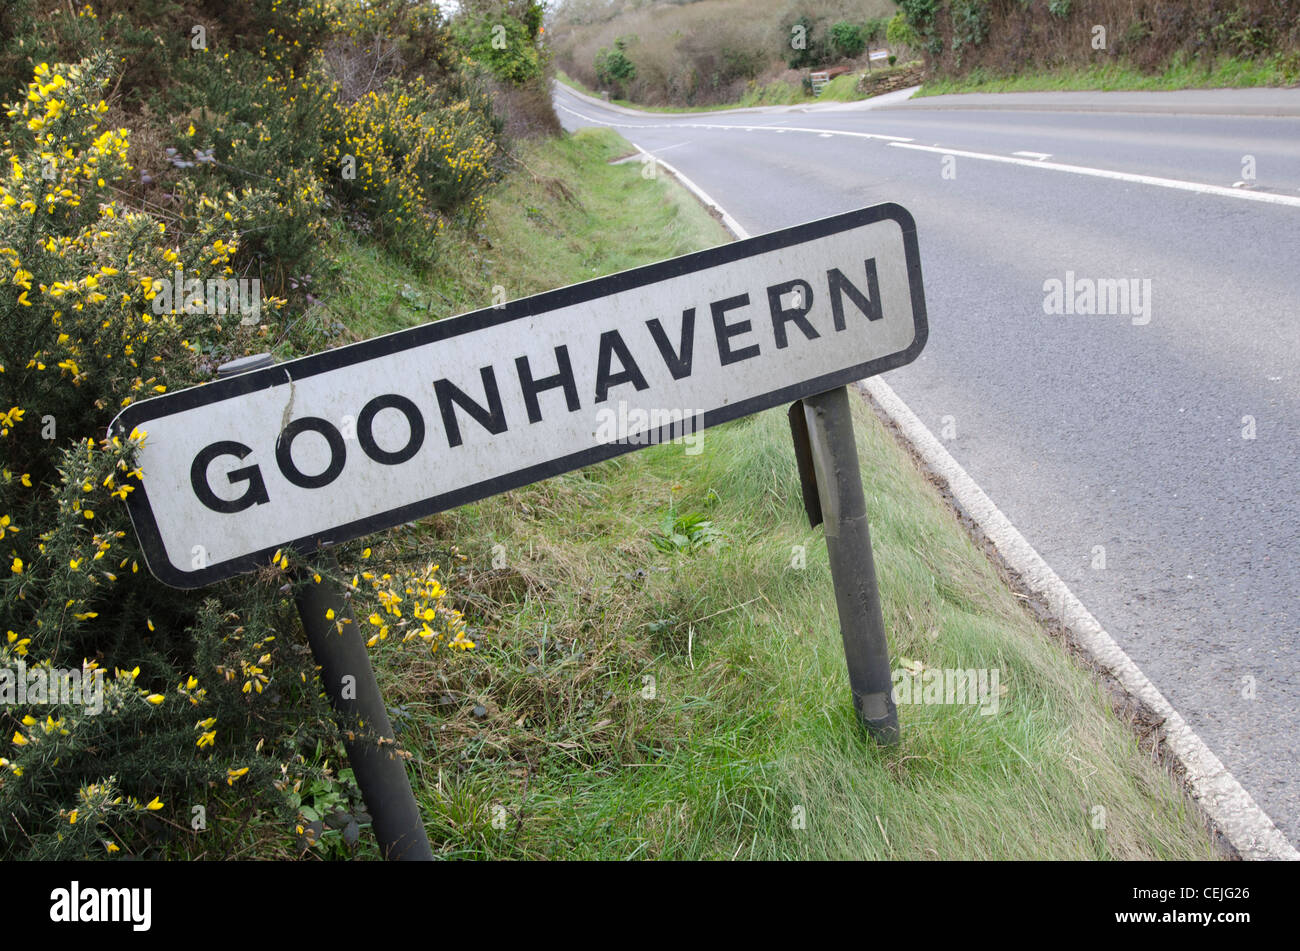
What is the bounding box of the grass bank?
[325,126,1219,859]
[919,54,1300,97]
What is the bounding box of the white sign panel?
[112,203,928,587]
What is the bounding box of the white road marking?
[561,87,1300,211]
[1012,150,1052,160]
[556,101,913,142]
[861,376,1298,861]
[629,142,747,239]
[891,141,1300,208]
[638,142,1299,860]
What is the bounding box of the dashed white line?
[560,88,1300,210]
[556,101,913,142]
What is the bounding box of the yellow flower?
[9,557,20,574]
[145,694,164,705]
[145,797,163,811]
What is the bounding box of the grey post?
[294,566,434,860]
[217,354,434,860]
[791,386,899,744]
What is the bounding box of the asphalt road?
[554,83,1300,847]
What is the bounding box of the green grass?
[918,53,1300,97]
[322,126,1218,859]
[326,128,725,340]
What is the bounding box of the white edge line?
[862,377,1298,862]
[631,143,747,242]
[641,144,1299,861]
[890,141,1300,209]
[562,85,1297,209]
[556,99,914,143]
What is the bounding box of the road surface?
[555,82,1300,847]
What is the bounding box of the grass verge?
[918,54,1300,97]
[323,126,1219,859]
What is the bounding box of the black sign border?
[112,202,928,588]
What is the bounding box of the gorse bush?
[0,0,509,860]
[0,56,313,860]
[323,76,498,261]
[0,0,512,293]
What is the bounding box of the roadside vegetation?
[917,51,1300,96]
[0,0,1220,860]
[550,0,904,107]
[882,0,1298,94]
[0,0,553,861]
[552,0,1299,109]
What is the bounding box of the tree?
[784,14,830,69]
[594,36,637,96]
[829,21,866,59]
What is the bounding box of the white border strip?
[863,377,1298,861]
[629,142,747,242]
[557,100,913,142]
[637,144,1299,860]
[563,82,1300,210]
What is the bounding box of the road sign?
[111,203,927,588]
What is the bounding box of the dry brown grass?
[550,0,896,105]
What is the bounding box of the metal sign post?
[294,561,433,860]
[791,388,899,744]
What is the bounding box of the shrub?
[0,54,470,861]
[0,56,294,860]
[784,14,831,68]
[321,75,498,262]
[886,11,917,54]
[829,21,867,59]
[594,36,638,95]
[454,4,546,85]
[950,0,991,53]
